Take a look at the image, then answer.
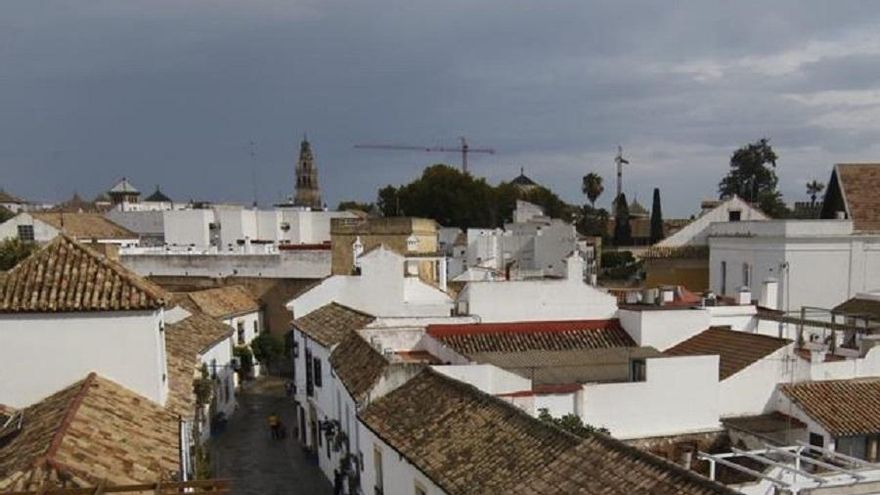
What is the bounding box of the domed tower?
[293,136,322,209]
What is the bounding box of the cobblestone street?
[211,377,332,495]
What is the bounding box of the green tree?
[251,332,284,371]
[806,180,825,207]
[612,194,632,246]
[337,200,374,213]
[650,188,664,244]
[718,138,789,217]
[0,206,13,224]
[581,172,604,207]
[537,408,609,436]
[0,238,38,271]
[233,346,254,379]
[576,205,609,238]
[377,185,401,217]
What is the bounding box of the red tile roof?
[665,327,790,380]
[427,319,633,356]
[781,378,880,437]
[834,163,880,231]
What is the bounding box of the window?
[17,224,34,242]
[305,349,314,397]
[253,320,260,335]
[720,261,727,295]
[414,483,427,495]
[742,263,750,287]
[374,446,384,495]
[728,210,742,222]
[237,321,245,345]
[809,432,824,448]
[313,359,323,387]
[630,359,647,382]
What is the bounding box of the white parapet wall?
[120,250,331,278]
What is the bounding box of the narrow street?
[211,377,333,495]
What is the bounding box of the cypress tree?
[613,193,632,246]
[650,187,664,244]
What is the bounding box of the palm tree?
[806,180,825,206]
[582,173,604,207]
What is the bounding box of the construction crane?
[354,137,495,174]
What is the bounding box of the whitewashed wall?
[432,364,531,395]
[580,355,720,439]
[657,196,767,248]
[0,309,168,407]
[164,209,213,248]
[460,257,616,322]
[358,425,446,495]
[719,345,794,418]
[618,308,711,350]
[0,213,60,242]
[199,335,237,418]
[288,248,453,319]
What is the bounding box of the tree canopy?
[374,164,573,228]
[718,138,789,217]
[581,172,604,207]
[0,238,37,271]
[612,194,632,246]
[0,206,13,224]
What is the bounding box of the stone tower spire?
[293,135,322,209]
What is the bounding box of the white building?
[708,219,880,310]
[0,235,169,408]
[656,195,768,248]
[457,200,593,281]
[0,189,28,213]
[288,245,454,319]
[456,254,616,322]
[0,212,139,245]
[164,310,238,436]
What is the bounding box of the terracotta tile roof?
[0,373,180,492]
[665,327,790,380]
[834,163,880,231]
[187,285,260,319]
[426,319,634,357]
[292,302,375,347]
[781,378,880,437]
[31,212,136,239]
[0,235,166,313]
[329,333,389,401]
[164,312,234,418]
[360,369,735,495]
[833,297,880,319]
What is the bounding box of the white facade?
[359,426,445,495]
[657,196,768,248]
[0,212,138,245]
[578,355,721,439]
[161,207,354,250]
[457,255,616,322]
[708,220,880,310]
[0,309,168,408]
[618,307,712,350]
[288,246,454,319]
[459,201,591,280]
[718,344,794,418]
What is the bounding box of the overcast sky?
[3,1,880,216]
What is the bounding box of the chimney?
[566,253,585,282]
[836,211,846,220]
[737,286,752,305]
[660,286,675,305]
[89,240,119,261]
[810,347,826,365]
[759,278,779,310]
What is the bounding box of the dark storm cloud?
[4,1,880,215]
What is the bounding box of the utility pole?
[249,141,258,208]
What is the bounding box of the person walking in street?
[268,413,280,439]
